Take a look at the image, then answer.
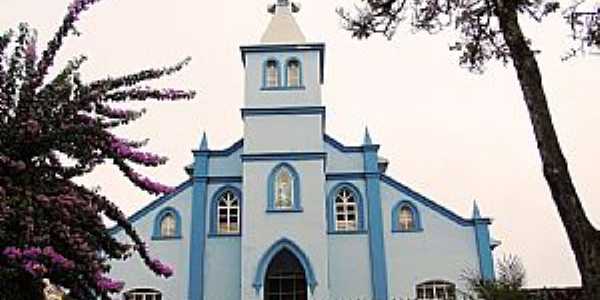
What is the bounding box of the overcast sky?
[2,0,599,289]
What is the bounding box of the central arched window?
[124,288,162,300]
[286,59,302,87]
[335,187,358,231]
[264,59,280,88]
[217,190,240,234]
[267,163,301,212]
[275,168,294,209]
[416,280,456,300]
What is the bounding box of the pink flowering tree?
[0,0,194,299]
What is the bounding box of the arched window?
[286,59,302,87]
[264,59,280,88]
[335,187,357,231]
[398,206,414,231]
[275,167,294,209]
[392,201,423,232]
[209,186,242,236]
[415,280,456,300]
[267,163,301,212]
[152,207,181,240]
[327,183,365,233]
[124,288,162,300]
[217,190,240,234]
[160,213,177,237]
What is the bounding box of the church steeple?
[240,0,324,111]
[261,0,305,44]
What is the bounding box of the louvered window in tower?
[265,60,279,88]
[286,60,301,87]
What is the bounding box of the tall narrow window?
[268,163,301,212]
[286,59,301,87]
[335,187,357,231]
[275,168,294,209]
[218,191,240,234]
[265,60,279,88]
[159,213,176,237]
[398,206,415,231]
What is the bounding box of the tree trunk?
[495,1,600,298]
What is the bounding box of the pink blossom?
[110,138,167,166]
[62,260,75,269]
[25,40,37,61]
[149,259,173,277]
[42,246,74,269]
[95,273,125,293]
[3,247,22,260]
[23,247,42,258]
[67,0,102,20]
[24,260,47,277]
[125,169,174,195]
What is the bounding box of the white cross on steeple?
[268,0,300,14]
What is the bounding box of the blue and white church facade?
[109,1,497,299]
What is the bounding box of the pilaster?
[363,129,389,300]
[188,134,209,300]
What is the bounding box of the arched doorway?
[264,248,307,300]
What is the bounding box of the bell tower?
[239,1,329,299]
[239,0,326,153]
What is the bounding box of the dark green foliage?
[464,255,527,300]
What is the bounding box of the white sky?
[2,0,599,289]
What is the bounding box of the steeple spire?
[262,1,305,44]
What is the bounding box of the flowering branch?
[0,0,192,298]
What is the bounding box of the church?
[108,1,497,299]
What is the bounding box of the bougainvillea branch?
[0,0,194,299]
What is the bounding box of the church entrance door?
[264,248,308,300]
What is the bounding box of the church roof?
[260,1,306,44]
[108,134,491,236]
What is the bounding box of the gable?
[381,174,488,227]
[108,180,193,235]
